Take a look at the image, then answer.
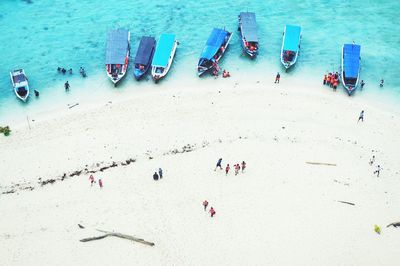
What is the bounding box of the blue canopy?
[343,44,361,78]
[152,34,176,67]
[240,12,258,42]
[200,28,229,60]
[283,25,301,52]
[105,29,130,64]
[134,36,156,65]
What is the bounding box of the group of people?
[323,72,340,90]
[89,174,103,188]
[215,158,247,176]
[153,168,163,181]
[369,155,382,177]
[222,69,231,78]
[202,200,216,217]
[57,67,73,75]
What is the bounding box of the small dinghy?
[280,25,301,70]
[105,29,130,86]
[151,34,178,82]
[238,12,258,58]
[10,69,29,102]
[133,36,156,80]
[341,43,361,95]
[197,28,232,76]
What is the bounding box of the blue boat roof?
[152,34,176,67]
[283,25,301,52]
[200,28,230,60]
[240,12,258,42]
[105,29,130,64]
[343,44,361,78]
[134,36,156,65]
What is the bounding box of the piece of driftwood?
[306,162,337,166]
[337,200,355,206]
[79,229,154,246]
[386,222,400,228]
[69,103,79,109]
[78,224,85,229]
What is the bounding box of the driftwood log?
[386,222,400,228]
[306,162,337,166]
[80,228,154,246]
[337,200,355,206]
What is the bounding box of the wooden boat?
[341,44,361,95]
[10,69,29,102]
[238,12,258,58]
[280,25,301,70]
[151,34,178,82]
[133,36,156,80]
[197,28,232,76]
[105,29,130,86]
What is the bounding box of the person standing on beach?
[234,164,240,175]
[274,72,280,83]
[241,161,246,173]
[215,158,223,171]
[358,110,364,122]
[323,74,327,85]
[98,178,103,188]
[225,164,230,175]
[369,155,375,165]
[158,168,163,179]
[203,200,209,211]
[153,172,159,181]
[64,81,70,91]
[89,175,96,186]
[374,165,382,177]
[209,207,216,217]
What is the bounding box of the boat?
[10,69,29,102]
[133,36,156,80]
[151,34,178,82]
[280,25,301,70]
[341,44,361,95]
[197,28,232,76]
[105,29,130,86]
[238,12,258,58]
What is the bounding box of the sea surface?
[0,0,399,121]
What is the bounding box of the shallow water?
[0,0,399,120]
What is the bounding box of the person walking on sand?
[98,178,103,188]
[153,172,159,181]
[234,164,240,175]
[241,161,246,173]
[203,200,209,211]
[225,164,230,175]
[209,207,216,217]
[274,72,280,83]
[89,174,96,186]
[374,165,382,177]
[158,168,163,179]
[358,110,364,122]
[64,81,70,91]
[369,155,375,166]
[214,158,223,171]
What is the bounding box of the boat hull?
[280,25,301,70]
[340,45,360,96]
[151,40,178,82]
[10,69,29,102]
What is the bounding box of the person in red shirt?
[98,178,103,188]
[203,200,209,211]
[89,175,96,186]
[225,164,230,175]
[209,207,216,217]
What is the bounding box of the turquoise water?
[0,0,399,119]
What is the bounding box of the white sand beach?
[1,74,400,265]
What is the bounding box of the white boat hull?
[10,69,29,102]
[151,40,178,81]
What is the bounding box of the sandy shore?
[1,74,399,265]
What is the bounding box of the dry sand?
[1,75,399,265]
